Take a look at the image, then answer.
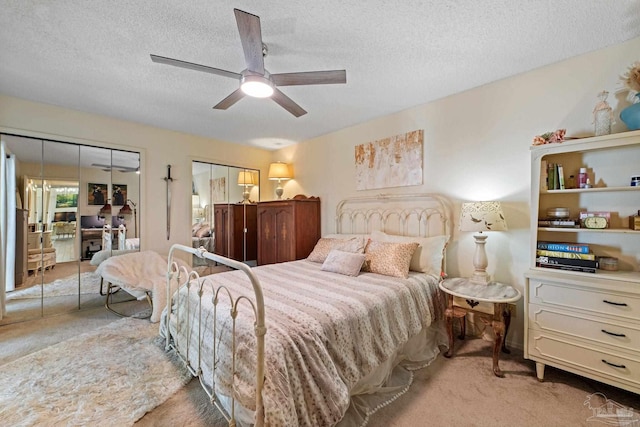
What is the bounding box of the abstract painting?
[355,129,423,190]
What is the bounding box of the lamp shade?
[99,200,112,215]
[268,162,292,180]
[459,201,508,232]
[237,170,255,186]
[118,203,132,215]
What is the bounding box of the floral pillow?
[362,240,419,278]
[371,230,448,276]
[307,237,365,263]
[321,249,366,276]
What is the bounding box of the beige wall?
[273,36,640,348]
[0,95,272,255]
[2,36,639,347]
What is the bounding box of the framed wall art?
[112,184,127,206]
[88,183,108,205]
[354,129,423,191]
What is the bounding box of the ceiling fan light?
[241,75,274,98]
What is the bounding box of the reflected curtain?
[0,141,17,318]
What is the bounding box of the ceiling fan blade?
[234,9,265,74]
[150,54,241,80]
[271,70,347,86]
[91,163,137,172]
[271,89,307,117]
[213,88,246,110]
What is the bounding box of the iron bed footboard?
[165,243,265,427]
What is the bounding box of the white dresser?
[525,271,640,393]
[525,130,640,394]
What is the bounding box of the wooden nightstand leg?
[492,303,506,377]
[501,305,511,354]
[444,294,454,358]
[458,315,466,340]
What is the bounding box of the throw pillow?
[321,249,366,276]
[307,237,365,263]
[362,240,419,278]
[371,230,448,276]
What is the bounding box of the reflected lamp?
[237,170,256,204]
[118,199,137,238]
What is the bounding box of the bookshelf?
[524,130,640,394]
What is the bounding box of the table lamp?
[237,170,255,203]
[459,201,508,284]
[268,162,292,199]
[118,199,137,238]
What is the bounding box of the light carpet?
[6,271,101,300]
[0,317,192,426]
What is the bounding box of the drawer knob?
[601,329,626,338]
[601,359,626,369]
[602,300,628,307]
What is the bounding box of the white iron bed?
[161,193,452,427]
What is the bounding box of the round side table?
[439,277,521,377]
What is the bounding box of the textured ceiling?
[1,1,639,150]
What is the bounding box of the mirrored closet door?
[191,161,259,269]
[0,134,141,325]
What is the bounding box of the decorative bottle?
[593,90,614,136]
[578,168,588,189]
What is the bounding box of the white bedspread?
[163,260,444,427]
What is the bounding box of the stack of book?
[536,241,598,273]
[537,218,580,228]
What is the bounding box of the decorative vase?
[620,93,640,131]
[593,90,613,136]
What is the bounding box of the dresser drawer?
[453,296,494,315]
[528,279,640,322]
[528,332,640,388]
[528,303,640,353]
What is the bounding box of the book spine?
[536,256,599,269]
[536,263,596,273]
[552,163,559,189]
[548,163,555,190]
[557,164,565,190]
[541,159,548,191]
[536,242,590,253]
[536,249,596,260]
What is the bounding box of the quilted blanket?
[165,260,443,426]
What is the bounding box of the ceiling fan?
[92,163,140,173]
[150,8,346,117]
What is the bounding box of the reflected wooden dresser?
[213,203,257,262]
[257,196,320,266]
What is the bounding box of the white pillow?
[321,249,366,276]
[370,230,448,276]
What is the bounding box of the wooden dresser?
[213,203,257,262]
[257,196,321,265]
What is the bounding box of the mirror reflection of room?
[191,161,259,271]
[0,134,141,325]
